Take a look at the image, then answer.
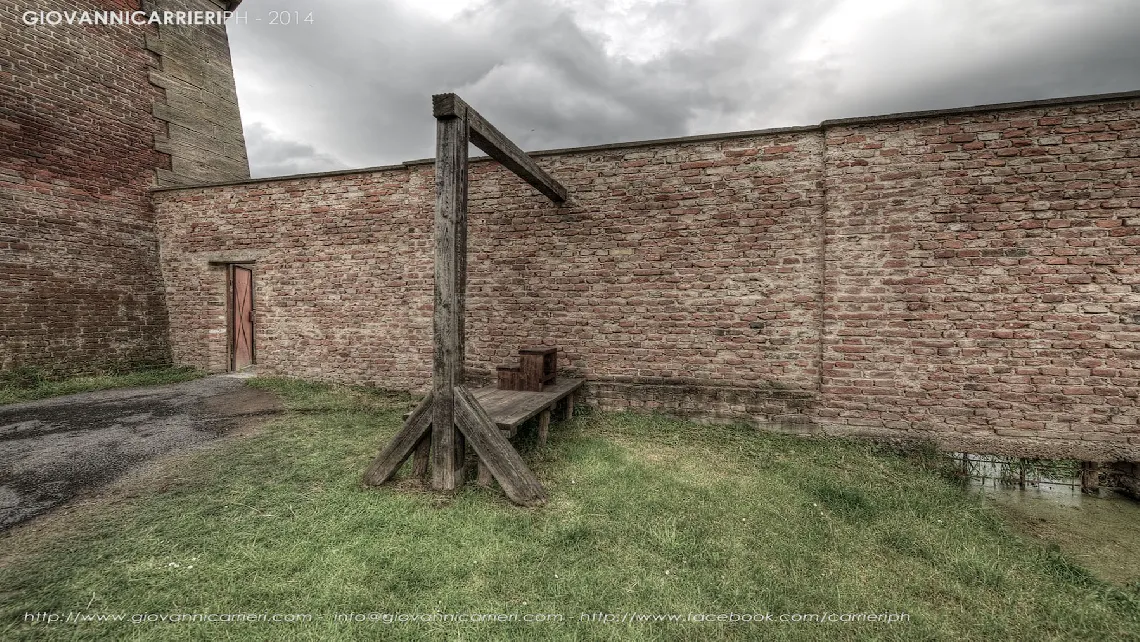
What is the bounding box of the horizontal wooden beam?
[432,93,568,203]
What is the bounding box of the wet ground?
[959,454,1140,586]
[988,489,1140,585]
[0,375,282,530]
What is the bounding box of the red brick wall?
[821,99,1140,461]
[152,93,1140,460]
[153,128,824,407]
[468,131,824,392]
[1,0,172,375]
[153,168,437,379]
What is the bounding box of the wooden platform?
[471,377,585,437]
[469,377,584,488]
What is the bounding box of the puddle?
[952,453,1140,586]
[955,454,1089,502]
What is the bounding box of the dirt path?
[0,375,282,530]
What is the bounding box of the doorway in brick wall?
[230,264,255,371]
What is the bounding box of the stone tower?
[0,0,250,377]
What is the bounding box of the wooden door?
[231,265,254,371]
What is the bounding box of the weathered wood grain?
[563,391,574,421]
[519,351,546,391]
[455,430,467,478]
[537,409,551,449]
[471,377,585,430]
[362,392,434,485]
[454,386,546,506]
[476,460,494,487]
[431,114,469,492]
[431,93,568,203]
[412,435,430,479]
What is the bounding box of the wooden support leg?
[1081,462,1099,494]
[454,386,546,506]
[476,459,494,487]
[412,434,431,479]
[537,409,551,450]
[455,430,467,482]
[563,391,574,421]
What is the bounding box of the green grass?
[1,377,1137,641]
[0,365,204,405]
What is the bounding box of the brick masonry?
[153,92,1140,462]
[147,0,249,186]
[822,99,1140,461]
[2,0,172,375]
[1,0,248,376]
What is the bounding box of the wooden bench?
[470,377,584,486]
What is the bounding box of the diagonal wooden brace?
[454,386,546,506]
[362,392,433,486]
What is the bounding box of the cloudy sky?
[228,0,1140,178]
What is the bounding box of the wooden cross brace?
[362,94,567,507]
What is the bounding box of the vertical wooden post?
[537,409,551,449]
[431,112,468,491]
[563,391,574,421]
[452,103,470,486]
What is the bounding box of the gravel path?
[0,375,282,530]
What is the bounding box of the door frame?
[227,263,256,371]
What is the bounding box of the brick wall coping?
[152,88,1140,193]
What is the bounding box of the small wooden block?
[496,366,522,391]
[519,347,557,391]
[518,354,545,391]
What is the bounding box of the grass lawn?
[1,378,1138,641]
[0,366,203,405]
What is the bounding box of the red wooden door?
[232,266,254,370]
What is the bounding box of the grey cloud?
[228,0,1139,178]
[800,0,1140,121]
[243,122,346,178]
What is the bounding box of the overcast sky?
[228,0,1140,178]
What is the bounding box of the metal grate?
[950,453,1084,490]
